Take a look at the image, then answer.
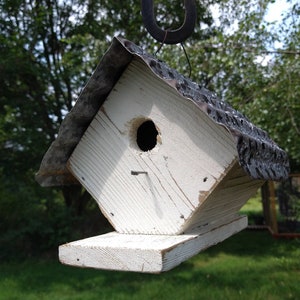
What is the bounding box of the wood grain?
[68,58,240,234]
[59,215,247,273]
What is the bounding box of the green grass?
[240,193,265,225]
[1,231,300,300]
[240,192,263,215]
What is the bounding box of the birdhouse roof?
[36,36,289,187]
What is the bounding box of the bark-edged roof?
[36,36,289,187]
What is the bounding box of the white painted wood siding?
[183,163,264,233]
[68,58,239,234]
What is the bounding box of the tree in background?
[0,0,214,257]
[186,0,300,169]
[0,0,299,257]
[215,0,300,169]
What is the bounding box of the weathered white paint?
[68,58,245,235]
[59,215,247,273]
[183,162,264,233]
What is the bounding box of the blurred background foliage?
[0,0,299,259]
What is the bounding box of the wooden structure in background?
[36,37,289,273]
[262,175,300,238]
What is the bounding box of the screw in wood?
[131,171,148,176]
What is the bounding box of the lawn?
[1,230,300,300]
[240,192,265,225]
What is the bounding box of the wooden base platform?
[59,215,247,273]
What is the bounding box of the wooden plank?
[59,215,247,273]
[183,163,264,232]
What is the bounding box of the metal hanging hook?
[141,0,197,45]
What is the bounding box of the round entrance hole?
[136,120,159,151]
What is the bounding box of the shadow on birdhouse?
[36,37,289,273]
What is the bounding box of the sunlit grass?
[240,191,263,214]
[240,192,265,225]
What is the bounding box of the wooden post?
[268,181,278,234]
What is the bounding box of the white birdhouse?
[36,37,289,273]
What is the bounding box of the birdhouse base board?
[59,215,247,273]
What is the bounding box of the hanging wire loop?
[141,0,197,44]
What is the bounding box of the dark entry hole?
[136,120,158,151]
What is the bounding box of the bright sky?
[210,0,294,28]
[264,0,291,23]
[209,0,296,65]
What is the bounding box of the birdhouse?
[36,37,289,273]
